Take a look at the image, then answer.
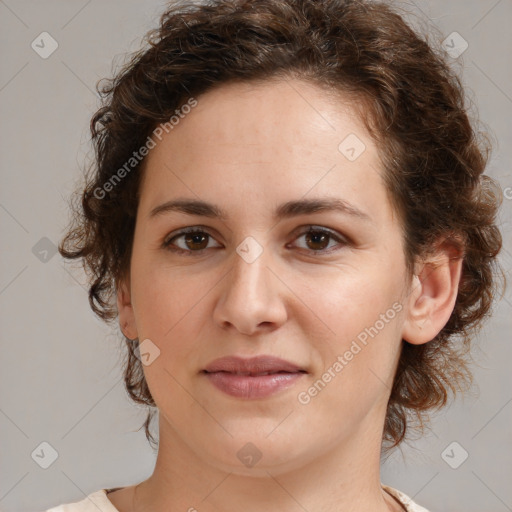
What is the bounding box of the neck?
[132,411,401,512]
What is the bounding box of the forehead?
[166,78,369,152]
[138,78,392,225]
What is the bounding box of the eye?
[162,225,349,257]
[162,227,221,255]
[290,226,348,255]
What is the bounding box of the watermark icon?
[237,442,262,468]
[93,97,198,200]
[442,32,468,59]
[31,441,59,469]
[504,187,512,200]
[134,338,161,366]
[441,441,469,469]
[338,133,366,162]
[31,32,59,59]
[236,236,264,264]
[297,301,403,404]
[32,237,58,263]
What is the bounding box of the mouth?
[201,355,307,399]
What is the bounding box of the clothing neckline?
[98,485,425,512]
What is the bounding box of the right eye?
[162,227,222,256]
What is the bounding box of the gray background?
[0,1,510,511]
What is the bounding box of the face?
[118,78,414,475]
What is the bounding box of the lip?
[202,355,307,399]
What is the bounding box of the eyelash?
[162,226,349,257]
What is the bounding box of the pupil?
[186,233,207,250]
[307,231,328,250]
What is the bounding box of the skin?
[112,78,463,512]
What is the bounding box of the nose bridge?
[214,234,286,333]
[231,236,268,295]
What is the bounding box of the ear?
[117,275,138,340]
[402,238,464,345]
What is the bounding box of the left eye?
[162,226,347,256]
[290,226,347,254]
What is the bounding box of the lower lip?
[203,371,305,399]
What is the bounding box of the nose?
[213,238,288,336]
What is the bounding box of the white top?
[44,485,430,512]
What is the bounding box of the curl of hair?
[59,0,504,452]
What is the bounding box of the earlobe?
[117,277,138,340]
[402,240,464,345]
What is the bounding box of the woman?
[48,0,503,511]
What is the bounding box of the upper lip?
[203,356,307,375]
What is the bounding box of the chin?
[195,428,321,477]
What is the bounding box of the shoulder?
[383,485,431,512]
[44,489,119,512]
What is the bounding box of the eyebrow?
[149,197,372,222]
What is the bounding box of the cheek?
[131,253,205,332]
[135,259,222,335]
[131,267,211,406]
[296,262,404,398]
[298,261,403,342]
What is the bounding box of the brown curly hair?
[59,0,504,452]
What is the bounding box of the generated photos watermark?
[93,97,198,200]
[297,301,403,405]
